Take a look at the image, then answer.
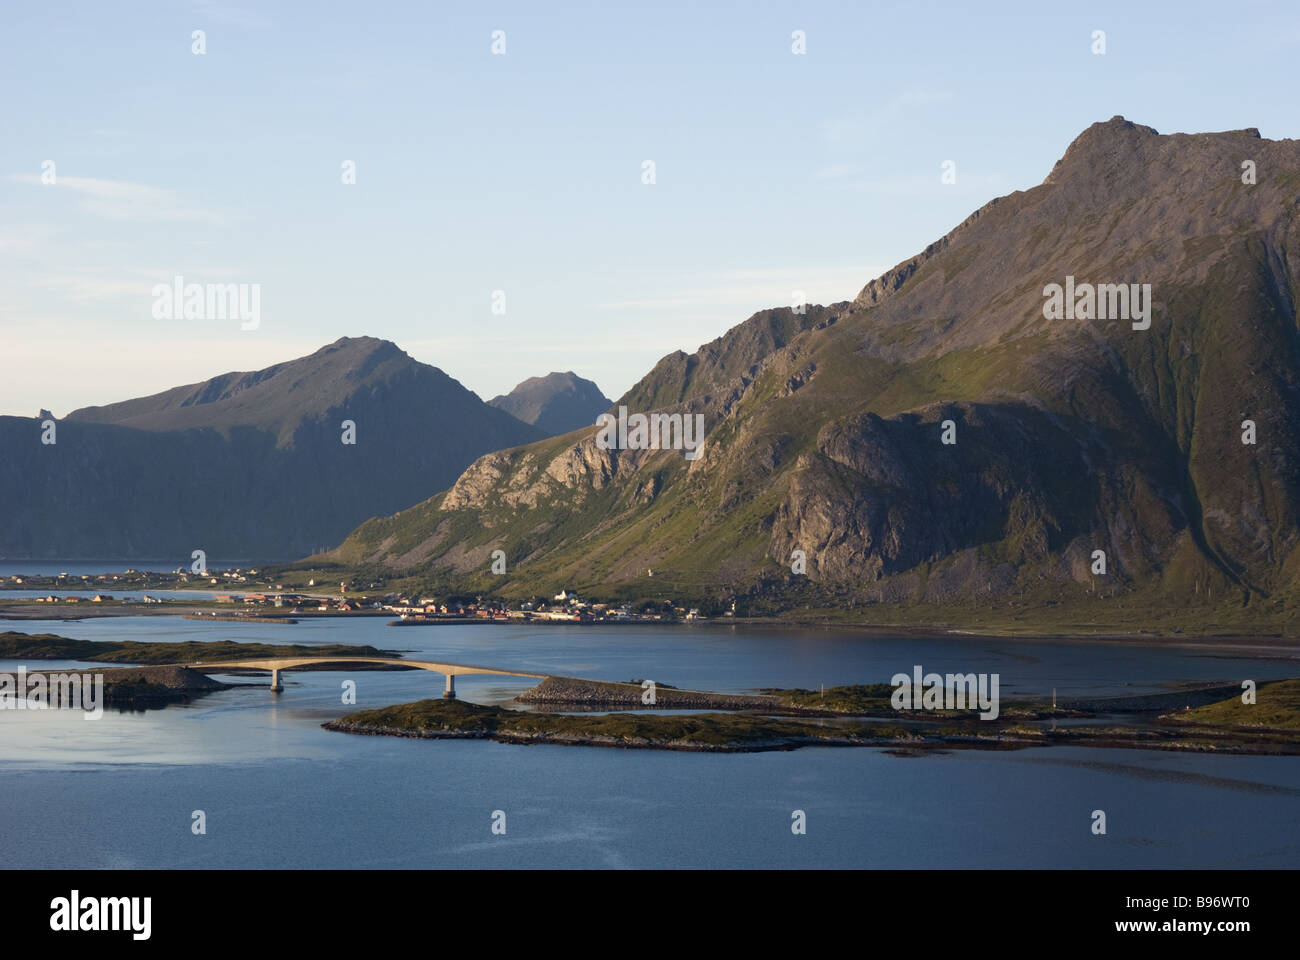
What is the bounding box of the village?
[1,571,718,625]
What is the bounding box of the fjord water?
[2,616,1298,869]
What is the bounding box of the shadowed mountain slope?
[325,119,1298,624]
[1,338,543,560]
[488,371,612,437]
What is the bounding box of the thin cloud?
[594,265,878,312]
[25,264,252,304]
[820,89,954,146]
[8,174,230,225]
[814,163,860,181]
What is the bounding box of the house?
[91,595,114,603]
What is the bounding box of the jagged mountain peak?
[331,118,1300,626]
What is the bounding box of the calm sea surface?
[2,615,1298,868]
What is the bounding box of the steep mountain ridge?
[329,118,1300,623]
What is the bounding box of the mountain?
[332,118,1300,627]
[0,337,544,560]
[488,371,612,437]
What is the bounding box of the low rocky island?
[324,698,920,751]
[325,678,1300,755]
[6,629,1297,750]
[0,631,407,706]
[0,631,401,667]
[91,665,231,705]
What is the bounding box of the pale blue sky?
[2,0,1296,415]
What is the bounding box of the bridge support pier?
[444,673,456,699]
[270,668,283,693]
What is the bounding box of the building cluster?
[385,589,707,623]
[212,593,369,612]
[2,572,726,623]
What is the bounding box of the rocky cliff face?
[332,119,1300,618]
[0,338,543,560]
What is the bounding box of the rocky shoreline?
[322,717,901,752]
[84,665,230,704]
[322,677,1300,755]
[322,713,1300,756]
[1054,684,1245,714]
[514,676,783,710]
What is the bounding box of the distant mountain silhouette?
[489,371,612,437]
[0,337,543,560]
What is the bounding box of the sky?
[2,0,1297,416]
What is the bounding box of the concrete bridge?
[188,656,550,697]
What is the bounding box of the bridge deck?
[185,656,550,679]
